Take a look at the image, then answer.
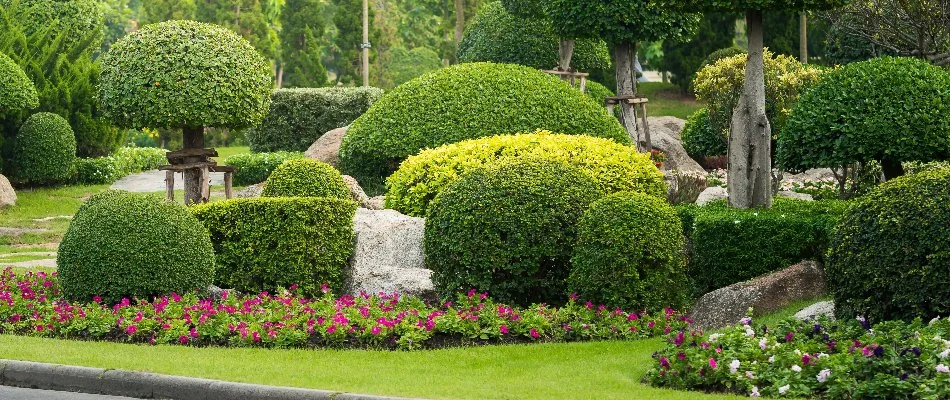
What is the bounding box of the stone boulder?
[343,175,371,207]
[688,260,828,330]
[794,300,835,321]
[366,195,386,210]
[647,116,705,174]
[347,208,435,300]
[0,174,15,207]
[235,182,264,198]
[305,126,347,168]
[664,170,708,205]
[786,168,835,182]
[649,116,686,139]
[696,186,728,205]
[777,191,814,201]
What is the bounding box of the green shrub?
[681,108,725,159]
[224,151,303,186]
[261,158,349,199]
[246,87,384,152]
[457,1,611,71]
[568,192,688,311]
[57,190,215,303]
[382,46,443,88]
[699,47,744,70]
[584,81,614,107]
[659,13,736,92]
[72,147,168,184]
[339,62,629,185]
[424,159,602,306]
[386,130,665,217]
[191,197,357,297]
[10,112,76,185]
[0,51,38,115]
[778,57,950,178]
[827,169,950,322]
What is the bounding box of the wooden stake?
[165,170,175,201]
[224,172,234,199]
[200,167,210,203]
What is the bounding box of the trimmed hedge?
[568,192,689,311]
[191,197,357,297]
[827,168,950,322]
[681,108,725,159]
[339,62,629,185]
[0,51,38,114]
[386,131,665,217]
[57,190,215,303]
[246,87,384,152]
[424,159,602,306]
[261,158,350,199]
[10,112,77,185]
[72,147,167,184]
[223,151,303,186]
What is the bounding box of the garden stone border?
[0,359,421,400]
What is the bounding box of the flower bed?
[649,316,950,399]
[0,269,690,350]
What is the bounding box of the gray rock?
[664,170,708,205]
[347,208,435,300]
[342,175,370,207]
[0,174,16,207]
[365,196,386,210]
[786,168,835,182]
[795,300,836,321]
[777,191,814,201]
[205,285,239,301]
[648,116,686,140]
[236,183,265,198]
[696,186,728,205]
[647,117,705,174]
[688,260,828,330]
[305,126,347,168]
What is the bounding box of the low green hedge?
[223,151,303,186]
[246,87,384,152]
[681,108,725,159]
[72,147,168,184]
[191,197,358,297]
[10,112,77,185]
[261,158,350,200]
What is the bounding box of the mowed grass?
[0,185,109,247]
[638,82,701,120]
[212,145,250,163]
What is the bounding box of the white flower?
[750,386,760,398]
[759,337,768,350]
[768,355,776,363]
[740,317,753,325]
[729,359,741,374]
[745,326,756,337]
[929,316,941,326]
[779,384,790,395]
[817,369,831,383]
[940,349,950,359]
[791,365,802,373]
[709,333,722,342]
[746,370,755,380]
[937,364,950,373]
[794,349,802,356]
[818,352,830,358]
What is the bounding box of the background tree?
[660,12,736,92]
[280,0,329,87]
[763,10,828,62]
[196,0,280,60]
[331,0,380,84]
[140,0,196,24]
[500,0,576,70]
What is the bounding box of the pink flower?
[659,357,670,369]
[179,335,188,344]
[126,325,137,335]
[321,283,330,293]
[530,328,540,339]
[802,353,812,365]
[371,326,382,336]
[709,358,718,369]
[92,295,102,303]
[252,331,261,342]
[189,327,198,338]
[569,293,579,301]
[35,324,44,332]
[326,324,337,334]
[499,325,509,335]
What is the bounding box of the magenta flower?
[327,324,337,334]
[252,331,261,342]
[785,332,795,342]
[659,356,671,369]
[674,331,685,347]
[569,293,578,301]
[802,353,812,365]
[500,325,509,335]
[530,328,540,338]
[189,327,198,338]
[92,295,102,303]
[126,325,137,335]
[179,335,188,344]
[371,326,382,336]
[709,358,718,369]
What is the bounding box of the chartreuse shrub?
[827,169,950,323]
[261,158,349,199]
[778,57,950,179]
[681,108,725,159]
[57,190,215,303]
[223,151,303,186]
[339,62,629,185]
[568,192,688,311]
[681,198,848,295]
[246,87,384,152]
[72,147,168,184]
[424,159,602,306]
[0,51,38,115]
[10,112,76,185]
[191,197,357,297]
[386,131,665,217]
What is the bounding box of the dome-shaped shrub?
[338,62,628,185]
[57,190,215,303]
[10,112,77,185]
[0,52,38,115]
[261,158,350,199]
[568,192,688,311]
[827,168,950,322]
[424,159,602,306]
[681,108,725,159]
[386,130,665,217]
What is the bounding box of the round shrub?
[57,190,215,303]
[338,62,629,185]
[778,57,950,177]
[827,168,950,322]
[261,158,350,199]
[0,52,38,115]
[99,20,273,130]
[700,47,744,70]
[568,192,688,311]
[424,159,602,306]
[584,81,614,107]
[386,130,665,217]
[681,108,726,159]
[10,112,77,185]
[383,46,443,88]
[458,1,611,71]
[224,151,303,186]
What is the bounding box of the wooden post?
[799,12,808,64]
[579,75,587,93]
[640,102,652,152]
[200,167,210,203]
[361,0,369,87]
[224,172,234,199]
[165,171,175,201]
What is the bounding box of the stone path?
[0,227,49,236]
[0,385,136,400]
[110,169,225,193]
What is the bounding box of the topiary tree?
[261,158,350,200]
[778,57,950,180]
[99,20,273,204]
[827,168,950,322]
[0,52,37,116]
[424,159,602,306]
[57,190,215,303]
[10,112,76,185]
[338,62,629,187]
[681,108,726,160]
[568,192,688,311]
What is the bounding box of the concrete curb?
[0,359,422,400]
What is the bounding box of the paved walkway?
[0,385,136,399]
[110,170,225,193]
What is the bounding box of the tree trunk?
[276,63,284,88]
[612,42,643,151]
[361,0,370,86]
[728,10,772,209]
[799,13,808,63]
[880,157,905,180]
[455,0,464,47]
[558,39,575,71]
[182,126,205,205]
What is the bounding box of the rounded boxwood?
[0,52,38,115]
[57,190,215,303]
[424,159,602,306]
[224,151,303,186]
[827,168,950,323]
[681,108,726,159]
[568,192,688,311]
[386,130,665,217]
[10,112,77,185]
[99,20,273,130]
[338,62,629,185]
[261,158,350,199]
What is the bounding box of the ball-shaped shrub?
[681,108,726,159]
[261,158,350,199]
[10,112,77,185]
[338,62,629,185]
[584,81,614,107]
[224,151,303,186]
[0,52,38,115]
[568,192,688,311]
[424,159,602,306]
[99,20,273,130]
[700,47,744,70]
[57,190,215,303]
[778,57,950,177]
[386,130,665,217]
[457,1,611,71]
[827,168,950,322]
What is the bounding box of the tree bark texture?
[182,126,205,205]
[558,39,575,71]
[612,42,644,151]
[362,0,370,86]
[728,10,772,209]
[800,13,808,63]
[455,0,464,47]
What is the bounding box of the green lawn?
[212,145,250,163]
[0,185,109,248]
[638,82,701,120]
